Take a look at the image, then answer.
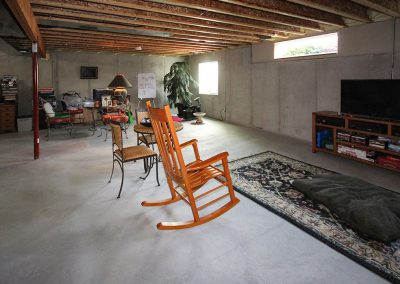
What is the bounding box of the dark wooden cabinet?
[0,104,17,133]
[312,111,400,172]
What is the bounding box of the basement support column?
[32,42,39,159]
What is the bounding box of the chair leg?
[104,125,108,142]
[117,162,125,199]
[123,123,128,139]
[69,121,73,137]
[155,156,160,186]
[109,157,116,183]
[140,156,155,181]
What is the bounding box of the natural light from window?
[199,61,218,95]
[274,33,338,59]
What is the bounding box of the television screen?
[80,66,98,79]
[341,79,400,121]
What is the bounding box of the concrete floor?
[1,118,399,284]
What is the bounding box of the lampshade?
[108,74,132,89]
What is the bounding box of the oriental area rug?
[228,151,400,283]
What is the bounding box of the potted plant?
[164,62,198,118]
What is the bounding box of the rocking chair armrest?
[180,139,198,149]
[180,139,201,160]
[186,152,229,172]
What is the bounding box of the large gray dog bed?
[292,174,400,242]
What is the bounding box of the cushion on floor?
[292,174,400,242]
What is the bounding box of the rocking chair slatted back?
[146,105,186,184]
[143,102,240,230]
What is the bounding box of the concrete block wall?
[0,50,183,116]
[189,19,400,141]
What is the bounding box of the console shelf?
[312,111,400,172]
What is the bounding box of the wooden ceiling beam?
[219,0,346,26]
[40,27,231,47]
[35,16,254,44]
[47,46,198,56]
[42,34,225,50]
[155,0,323,31]
[32,6,260,41]
[84,0,304,35]
[351,0,400,17]
[44,42,218,53]
[30,0,279,37]
[44,43,209,55]
[286,0,371,22]
[5,0,46,57]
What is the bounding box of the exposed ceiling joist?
[32,6,260,41]
[41,31,227,51]
[286,0,371,22]
[36,0,304,36]
[36,16,250,45]
[5,0,46,57]
[2,0,398,56]
[41,27,230,47]
[219,0,346,26]
[30,0,283,37]
[351,0,400,17]
[151,0,324,31]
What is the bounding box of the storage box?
[17,116,32,132]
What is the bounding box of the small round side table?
[193,112,206,124]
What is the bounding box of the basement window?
[274,33,338,59]
[199,61,218,95]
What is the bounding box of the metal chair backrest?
[110,121,123,151]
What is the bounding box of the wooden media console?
[312,111,400,172]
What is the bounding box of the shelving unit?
[312,111,400,172]
[0,75,18,133]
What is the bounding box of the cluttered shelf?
[312,111,400,172]
[0,75,18,133]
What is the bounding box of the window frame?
[198,61,219,96]
[274,32,338,60]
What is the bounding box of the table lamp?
[108,74,132,103]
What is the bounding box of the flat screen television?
[341,79,400,121]
[80,66,98,79]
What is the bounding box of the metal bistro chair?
[109,120,159,198]
[135,105,157,150]
[142,102,240,230]
[41,98,73,140]
[101,101,129,142]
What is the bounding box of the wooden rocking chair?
[142,102,240,230]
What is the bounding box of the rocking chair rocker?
[142,102,240,230]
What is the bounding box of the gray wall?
[189,19,400,141]
[0,49,183,116]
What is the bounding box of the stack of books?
[1,75,18,102]
[369,138,386,149]
[388,141,400,153]
[337,145,375,162]
[376,156,400,170]
[337,131,351,142]
[351,133,368,145]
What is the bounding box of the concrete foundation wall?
[0,51,183,116]
[189,19,400,141]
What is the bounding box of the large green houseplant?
[164,62,198,112]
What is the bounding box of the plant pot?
[176,103,186,117]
